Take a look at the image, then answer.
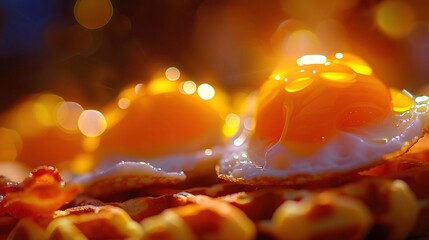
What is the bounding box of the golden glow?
[147,78,179,94]
[118,98,131,109]
[74,0,113,30]
[226,113,241,128]
[274,75,281,80]
[298,54,327,65]
[390,88,415,113]
[70,153,94,174]
[376,1,416,39]
[5,94,64,137]
[223,113,241,137]
[179,81,197,95]
[285,77,314,93]
[223,125,237,138]
[78,110,107,137]
[82,136,100,152]
[56,101,84,132]
[197,83,216,100]
[165,67,181,81]
[33,102,54,127]
[0,128,22,162]
[35,94,65,127]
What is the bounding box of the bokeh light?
[56,101,84,132]
[179,80,197,95]
[197,83,215,100]
[376,1,416,39]
[165,67,181,81]
[118,97,131,109]
[78,110,107,137]
[135,83,144,94]
[74,0,114,30]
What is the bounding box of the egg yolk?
[253,62,392,153]
[99,92,223,158]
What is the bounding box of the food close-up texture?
[1,0,429,239]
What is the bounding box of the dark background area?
[0,0,428,111]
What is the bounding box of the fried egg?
[218,53,429,185]
[0,94,83,169]
[74,75,228,196]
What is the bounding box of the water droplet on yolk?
[253,63,392,151]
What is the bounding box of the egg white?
[218,93,429,182]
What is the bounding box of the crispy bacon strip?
[0,166,81,218]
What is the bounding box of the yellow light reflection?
[223,113,241,138]
[78,110,107,137]
[223,125,238,138]
[274,75,282,80]
[179,80,197,95]
[320,72,356,83]
[197,83,215,100]
[376,1,416,39]
[337,53,373,75]
[165,67,181,81]
[298,54,327,65]
[70,153,94,174]
[56,101,84,132]
[74,0,114,30]
[390,88,415,113]
[147,78,179,94]
[118,98,131,109]
[319,64,357,85]
[0,128,22,162]
[285,77,314,93]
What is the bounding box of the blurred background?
[0,0,428,111]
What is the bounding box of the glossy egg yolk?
[99,91,223,158]
[253,61,392,153]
